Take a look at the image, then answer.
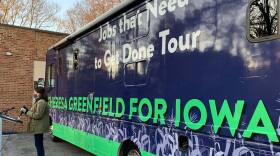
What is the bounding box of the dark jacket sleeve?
[26,100,47,120]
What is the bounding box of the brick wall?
[0,24,67,133]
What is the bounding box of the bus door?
[71,41,96,153]
[46,49,61,130]
[46,49,57,96]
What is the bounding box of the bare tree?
[58,0,121,33]
[0,0,60,29]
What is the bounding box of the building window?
[124,60,148,86]
[248,0,278,41]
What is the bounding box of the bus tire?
[119,140,141,156]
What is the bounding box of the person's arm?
[26,100,47,120]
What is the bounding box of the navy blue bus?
[45,0,280,155]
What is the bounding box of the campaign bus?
[45,0,280,155]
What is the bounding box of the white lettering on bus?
[123,43,154,63]
[147,0,189,18]
[104,50,119,68]
[119,11,143,34]
[98,23,117,42]
[159,29,201,55]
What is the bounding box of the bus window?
[121,9,150,42]
[137,10,149,37]
[136,60,147,84]
[73,49,79,70]
[47,64,56,88]
[58,55,62,75]
[125,60,147,86]
[125,63,136,85]
[248,0,278,40]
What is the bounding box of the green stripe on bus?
[141,151,157,156]
[53,123,156,156]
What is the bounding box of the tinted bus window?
[73,49,79,70]
[58,56,62,75]
[136,60,147,83]
[120,9,149,42]
[47,64,56,88]
[137,10,149,37]
[125,63,136,85]
[125,60,147,86]
[248,0,278,40]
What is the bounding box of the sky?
[48,0,80,17]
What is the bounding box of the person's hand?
[20,106,28,114]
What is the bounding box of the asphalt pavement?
[2,133,93,156]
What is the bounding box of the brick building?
[0,24,68,132]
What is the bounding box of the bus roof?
[48,0,140,50]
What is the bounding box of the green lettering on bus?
[129,98,138,120]
[102,97,109,116]
[183,99,207,130]
[87,97,93,113]
[108,98,114,117]
[93,97,99,114]
[78,97,83,112]
[243,100,279,142]
[115,98,125,118]
[174,99,181,127]
[153,98,167,125]
[209,99,244,137]
[138,98,153,122]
